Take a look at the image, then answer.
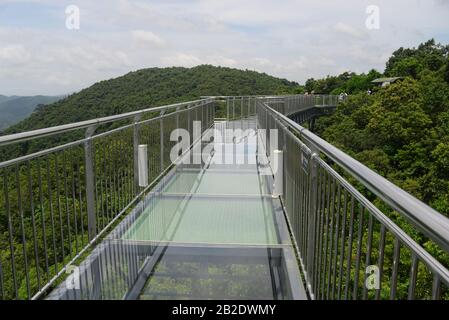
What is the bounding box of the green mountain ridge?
[0,95,19,104]
[4,65,300,134]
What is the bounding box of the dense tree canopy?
[315,39,449,217]
[385,39,449,77]
[304,69,381,95]
[3,65,299,134]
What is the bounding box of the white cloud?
[253,58,272,67]
[333,22,366,39]
[131,30,165,47]
[162,53,202,67]
[0,45,31,66]
[162,53,236,68]
[0,0,448,95]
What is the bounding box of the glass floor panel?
[122,195,279,245]
[139,246,280,300]
[162,170,269,195]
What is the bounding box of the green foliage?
[385,39,449,78]
[444,59,449,84]
[304,70,381,95]
[316,40,449,209]
[314,40,449,299]
[367,78,431,150]
[3,65,299,134]
[419,71,449,116]
[389,57,422,78]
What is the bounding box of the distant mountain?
[5,65,299,134]
[0,95,62,130]
[0,95,19,104]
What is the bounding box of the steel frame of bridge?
[0,94,449,300]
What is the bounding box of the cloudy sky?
[1,0,449,95]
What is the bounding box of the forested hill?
[3,65,299,134]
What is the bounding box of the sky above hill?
[1,0,449,95]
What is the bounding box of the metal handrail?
[263,99,449,252]
[0,98,212,146]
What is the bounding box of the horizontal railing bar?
[0,100,213,168]
[0,139,85,169]
[76,101,208,140]
[263,100,449,253]
[286,105,336,113]
[0,98,212,146]
[0,115,162,168]
[201,95,266,99]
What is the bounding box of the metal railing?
[257,95,449,300]
[209,94,337,123]
[0,98,215,300]
[263,94,338,116]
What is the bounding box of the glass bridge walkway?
[47,118,306,300]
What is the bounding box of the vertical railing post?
[205,100,208,128]
[84,125,98,241]
[272,150,283,198]
[284,97,287,114]
[133,115,141,194]
[160,110,165,173]
[175,106,181,164]
[212,99,216,123]
[195,103,199,133]
[241,96,244,127]
[282,123,287,197]
[199,101,203,132]
[176,106,180,131]
[138,145,149,187]
[253,96,257,116]
[306,143,320,299]
[232,97,235,121]
[202,101,205,131]
[187,103,192,145]
[265,108,269,158]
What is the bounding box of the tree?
[389,57,422,78]
[444,58,449,84]
[304,78,316,93]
